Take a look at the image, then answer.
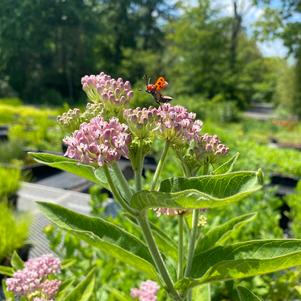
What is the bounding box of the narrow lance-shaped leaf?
[177,239,301,290]
[56,279,76,301]
[131,171,263,211]
[11,251,24,271]
[107,288,132,301]
[64,268,95,301]
[37,202,158,279]
[30,152,99,184]
[0,265,14,277]
[237,286,263,301]
[2,280,14,300]
[195,213,256,254]
[213,152,240,174]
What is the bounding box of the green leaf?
[30,152,98,183]
[11,251,24,271]
[0,265,13,276]
[107,287,132,301]
[124,214,178,260]
[195,213,256,254]
[237,286,263,301]
[178,239,301,290]
[94,168,110,189]
[2,280,14,300]
[65,268,95,301]
[56,279,76,300]
[61,259,76,269]
[192,284,211,301]
[213,152,240,174]
[131,171,262,211]
[37,202,157,279]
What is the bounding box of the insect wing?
[154,76,168,91]
[161,95,173,103]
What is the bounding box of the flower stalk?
[103,165,136,215]
[137,212,182,301]
[111,161,133,201]
[177,214,184,280]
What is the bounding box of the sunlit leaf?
[0,265,13,277]
[30,152,98,183]
[37,202,157,279]
[11,251,24,271]
[65,268,95,301]
[177,239,301,290]
[131,171,262,211]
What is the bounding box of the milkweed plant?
[3,72,301,301]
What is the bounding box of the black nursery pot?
[22,163,62,182]
[270,173,299,188]
[8,193,18,209]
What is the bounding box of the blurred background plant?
[0,202,30,264]
[0,0,300,300]
[0,0,300,120]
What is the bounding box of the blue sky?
[215,0,288,58]
[208,0,301,62]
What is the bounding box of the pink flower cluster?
[201,133,229,155]
[64,116,131,166]
[81,72,134,105]
[6,254,61,300]
[156,104,202,144]
[123,107,158,138]
[131,280,160,301]
[57,108,82,132]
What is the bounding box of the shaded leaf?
[237,286,263,301]
[131,171,262,211]
[213,152,240,174]
[195,213,256,254]
[30,152,98,183]
[37,202,157,279]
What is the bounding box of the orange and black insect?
[144,75,173,104]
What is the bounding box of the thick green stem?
[184,209,200,277]
[137,213,182,301]
[112,162,133,201]
[151,141,169,190]
[135,141,143,191]
[103,165,136,215]
[177,214,184,280]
